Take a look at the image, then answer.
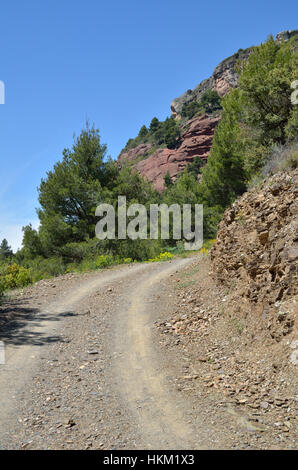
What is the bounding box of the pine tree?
[138,125,148,138]
[164,171,173,188]
[200,89,247,208]
[0,238,13,259]
[149,117,160,133]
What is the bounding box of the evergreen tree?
[0,238,13,259]
[21,224,43,257]
[149,117,160,133]
[238,35,297,145]
[164,171,173,188]
[199,35,297,207]
[163,117,181,149]
[200,90,222,113]
[187,156,205,176]
[37,123,114,255]
[138,125,148,138]
[200,89,247,208]
[181,101,202,119]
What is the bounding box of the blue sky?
[0,0,297,251]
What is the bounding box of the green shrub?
[60,239,106,263]
[181,90,222,119]
[200,89,222,113]
[186,156,205,176]
[181,100,203,119]
[147,251,174,262]
[16,256,66,282]
[0,263,32,291]
[108,238,163,262]
[0,282,5,298]
[163,241,186,255]
[95,254,114,268]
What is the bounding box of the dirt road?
[2,257,293,450]
[111,258,203,449]
[0,258,205,449]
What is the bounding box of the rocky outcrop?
[211,169,298,340]
[118,46,251,187]
[118,31,298,191]
[170,30,298,118]
[171,48,251,118]
[118,46,250,189]
[135,115,219,191]
[276,29,298,43]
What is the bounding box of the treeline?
[123,115,182,153]
[0,120,217,292]
[164,34,297,241]
[121,89,222,155]
[199,34,297,208]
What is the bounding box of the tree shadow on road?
[0,297,78,347]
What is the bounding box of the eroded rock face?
[170,30,298,119]
[170,48,251,118]
[118,31,298,191]
[132,47,251,190]
[211,169,298,341]
[276,30,298,43]
[118,44,243,189]
[135,115,219,192]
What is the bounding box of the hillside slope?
[118,30,297,191]
[118,45,246,191]
[155,169,297,448]
[211,169,298,325]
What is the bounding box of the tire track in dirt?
[112,257,202,449]
[0,263,149,447]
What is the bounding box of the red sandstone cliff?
[117,30,297,192]
[136,115,219,191]
[117,45,249,191]
[118,114,219,191]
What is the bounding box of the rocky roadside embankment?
[156,169,298,449]
[212,168,298,342]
